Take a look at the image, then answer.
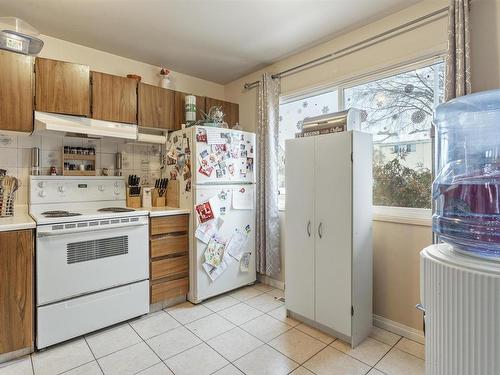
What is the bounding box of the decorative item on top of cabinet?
[150,214,189,307]
[0,229,33,362]
[138,82,174,129]
[174,91,206,130]
[0,50,33,133]
[90,71,137,124]
[35,57,90,116]
[205,97,239,128]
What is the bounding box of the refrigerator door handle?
[307,221,311,237]
[318,222,323,239]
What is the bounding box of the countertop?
[0,205,36,232]
[145,207,191,217]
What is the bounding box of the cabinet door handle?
[307,221,311,237]
[318,222,323,239]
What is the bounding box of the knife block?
[166,180,180,208]
[152,188,166,207]
[126,190,141,208]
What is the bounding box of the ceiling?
[0,0,420,84]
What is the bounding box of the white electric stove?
[29,176,150,349]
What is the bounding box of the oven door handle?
[37,222,148,237]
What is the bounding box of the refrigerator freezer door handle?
[307,221,311,237]
[318,222,323,239]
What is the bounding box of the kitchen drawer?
[151,255,188,281]
[150,215,188,236]
[151,234,188,259]
[151,277,188,304]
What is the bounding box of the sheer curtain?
[445,0,471,100]
[256,73,281,277]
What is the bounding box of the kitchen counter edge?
[0,206,36,232]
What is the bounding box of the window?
[278,89,338,208]
[343,61,444,209]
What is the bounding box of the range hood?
[34,111,138,140]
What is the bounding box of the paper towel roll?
[185,95,196,122]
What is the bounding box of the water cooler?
[421,90,500,375]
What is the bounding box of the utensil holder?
[0,190,15,217]
[152,188,166,207]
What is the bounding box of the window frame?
[278,54,445,225]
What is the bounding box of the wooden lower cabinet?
[0,230,33,357]
[149,214,189,305]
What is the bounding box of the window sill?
[373,206,432,227]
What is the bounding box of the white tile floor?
[0,283,425,375]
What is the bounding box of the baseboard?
[373,314,424,344]
[257,274,285,290]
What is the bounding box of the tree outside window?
[344,61,444,209]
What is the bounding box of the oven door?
[36,218,149,306]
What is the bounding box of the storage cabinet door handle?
[307,221,311,237]
[318,222,323,238]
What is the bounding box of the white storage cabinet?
[284,130,373,347]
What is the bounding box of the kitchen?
[1,1,499,375]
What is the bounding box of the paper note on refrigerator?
[226,229,248,260]
[204,237,226,268]
[195,195,223,223]
[232,187,254,209]
[240,253,251,272]
[195,217,223,244]
[206,128,227,145]
[203,251,232,281]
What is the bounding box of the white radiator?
[420,244,500,375]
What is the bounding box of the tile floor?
[0,283,425,375]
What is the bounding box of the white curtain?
[256,73,281,277]
[445,0,471,100]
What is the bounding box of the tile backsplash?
[0,133,163,205]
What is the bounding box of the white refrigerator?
[165,126,256,303]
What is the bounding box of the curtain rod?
[243,6,449,90]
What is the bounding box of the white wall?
[39,35,225,99]
[0,34,226,205]
[224,0,448,331]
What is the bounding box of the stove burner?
[97,207,135,213]
[42,210,82,218]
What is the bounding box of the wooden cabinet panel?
[173,91,205,130]
[151,277,188,304]
[91,71,137,124]
[151,255,189,281]
[225,101,239,127]
[0,51,33,133]
[0,230,33,354]
[205,97,239,128]
[35,57,90,116]
[151,234,188,259]
[151,214,189,236]
[138,83,174,129]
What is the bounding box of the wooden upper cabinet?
[173,91,206,130]
[138,83,174,129]
[0,51,33,133]
[0,230,33,354]
[91,71,137,124]
[205,97,239,128]
[35,57,90,116]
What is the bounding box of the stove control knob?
[98,185,105,192]
[38,182,46,188]
[114,181,120,187]
[58,185,66,193]
[39,190,47,198]
[114,189,120,195]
